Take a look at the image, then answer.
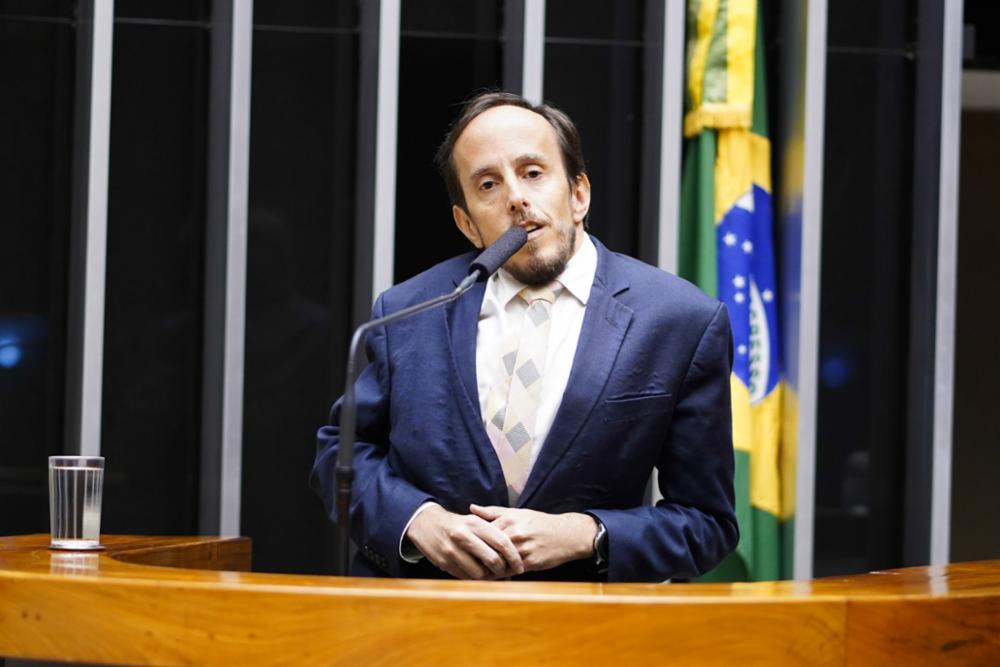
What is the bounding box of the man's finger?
[465,537,510,579]
[471,504,515,532]
[451,548,491,580]
[471,520,524,575]
[448,520,513,578]
[452,522,516,578]
[469,504,505,520]
[435,533,492,580]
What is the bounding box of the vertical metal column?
[352,0,403,320]
[905,0,963,567]
[201,0,253,537]
[65,0,114,457]
[522,0,545,104]
[637,0,665,270]
[352,0,379,326]
[793,0,828,580]
[656,0,685,274]
[930,0,964,565]
[371,0,401,301]
[502,0,525,93]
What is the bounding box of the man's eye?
[480,180,496,191]
[526,169,542,179]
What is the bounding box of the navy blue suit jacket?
[312,237,737,582]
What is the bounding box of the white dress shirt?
[475,232,596,467]
[399,233,598,560]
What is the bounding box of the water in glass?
[49,457,104,549]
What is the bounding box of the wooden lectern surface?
[1,534,998,665]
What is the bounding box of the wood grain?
[1,534,998,666]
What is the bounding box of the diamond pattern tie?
[484,282,563,505]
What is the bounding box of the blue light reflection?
[820,354,852,388]
[0,343,21,368]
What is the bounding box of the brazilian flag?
[680,0,793,581]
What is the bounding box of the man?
[312,92,737,582]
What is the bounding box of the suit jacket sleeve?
[588,302,738,582]
[310,294,435,576]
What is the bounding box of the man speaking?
[312,92,737,582]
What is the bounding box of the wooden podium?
[1,534,998,665]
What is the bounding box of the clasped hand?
[405,503,597,580]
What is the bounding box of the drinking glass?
[48,455,105,550]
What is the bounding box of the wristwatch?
[592,519,609,574]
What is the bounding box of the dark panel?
[813,51,914,576]
[544,41,644,257]
[102,22,209,535]
[825,0,912,51]
[402,0,505,37]
[113,0,210,22]
[253,0,357,30]
[545,0,642,41]
[544,1,646,258]
[0,16,74,535]
[0,1,73,18]
[963,3,1000,69]
[393,2,504,283]
[243,21,359,574]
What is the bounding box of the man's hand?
[405,504,525,580]
[469,504,598,573]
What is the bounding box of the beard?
[506,221,576,286]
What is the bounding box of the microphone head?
[468,226,529,280]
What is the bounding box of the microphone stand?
[333,225,527,576]
[334,272,479,575]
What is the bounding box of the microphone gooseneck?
[468,225,529,280]
[333,225,529,575]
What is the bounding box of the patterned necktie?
[484,281,563,505]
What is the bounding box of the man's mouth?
[521,222,543,240]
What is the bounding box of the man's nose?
[506,182,530,214]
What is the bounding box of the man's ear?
[453,205,483,249]
[571,174,592,224]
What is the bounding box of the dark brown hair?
[435,91,587,214]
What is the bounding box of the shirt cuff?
[398,501,439,563]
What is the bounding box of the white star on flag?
[735,191,755,212]
[734,292,745,304]
[737,344,747,355]
[733,275,746,289]
[742,240,754,254]
[762,289,774,302]
[724,232,737,246]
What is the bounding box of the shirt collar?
[492,232,597,306]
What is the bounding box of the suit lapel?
[519,241,633,506]
[446,277,484,413]
[444,277,509,499]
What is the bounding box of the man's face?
[451,105,591,285]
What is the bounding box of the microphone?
[332,226,529,575]
[468,225,529,280]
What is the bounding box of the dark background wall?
[812,0,917,577]
[242,1,360,574]
[0,1,75,537]
[100,0,209,539]
[393,0,504,283]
